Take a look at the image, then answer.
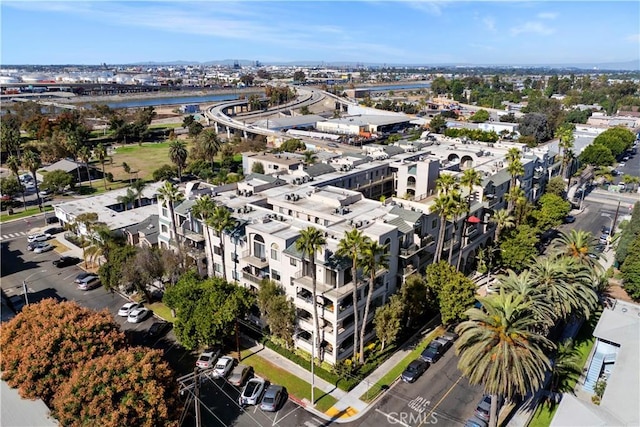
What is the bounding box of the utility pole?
[612,200,621,237]
[193,368,201,427]
[311,328,315,406]
[22,281,29,306]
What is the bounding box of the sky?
[1,0,639,66]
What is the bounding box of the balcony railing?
[242,250,269,268]
[242,269,269,285]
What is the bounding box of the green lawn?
[528,404,559,427]
[360,326,444,402]
[102,142,183,181]
[147,302,177,323]
[240,350,338,412]
[0,206,53,223]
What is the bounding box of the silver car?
[260,385,287,412]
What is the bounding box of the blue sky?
[1,1,639,66]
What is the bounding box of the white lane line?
[64,273,76,280]
[375,408,411,427]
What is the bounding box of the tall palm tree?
[192,195,216,276]
[432,194,457,263]
[130,179,146,208]
[359,240,389,363]
[199,130,221,172]
[94,144,108,190]
[169,140,188,181]
[78,145,92,188]
[295,227,326,364]
[455,291,553,427]
[436,173,458,196]
[458,169,483,270]
[555,124,575,181]
[336,228,371,361]
[206,205,236,281]
[505,148,524,213]
[490,209,515,243]
[6,155,27,212]
[21,150,43,210]
[157,181,184,245]
[548,338,583,397]
[122,162,133,184]
[447,196,467,265]
[495,269,555,328]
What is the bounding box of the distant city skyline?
[1,1,639,67]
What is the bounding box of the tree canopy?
[0,299,126,404]
[163,271,254,349]
[51,348,179,427]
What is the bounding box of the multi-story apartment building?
[156,136,558,364]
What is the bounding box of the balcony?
[242,267,269,285]
[399,244,425,258]
[176,225,205,244]
[296,289,334,313]
[242,249,269,268]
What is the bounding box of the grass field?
[99,142,182,181]
[0,206,53,223]
[528,404,559,427]
[240,349,338,412]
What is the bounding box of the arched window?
[253,234,265,259]
[271,243,279,260]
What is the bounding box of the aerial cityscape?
[1,1,640,427]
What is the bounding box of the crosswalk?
[0,231,27,241]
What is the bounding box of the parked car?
[127,307,151,323]
[595,244,606,253]
[239,377,266,406]
[27,241,46,251]
[475,394,503,423]
[196,348,222,370]
[564,215,576,223]
[118,302,144,317]
[144,321,172,341]
[77,276,101,291]
[420,337,452,363]
[327,143,338,148]
[401,359,429,383]
[27,232,51,243]
[599,234,610,245]
[44,226,64,234]
[33,243,53,254]
[228,364,253,386]
[260,385,287,412]
[212,356,236,379]
[75,272,97,283]
[602,226,611,235]
[464,416,488,427]
[52,256,80,268]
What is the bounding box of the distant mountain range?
[128,59,640,71]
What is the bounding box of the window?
[271,243,279,260]
[271,269,281,282]
[232,271,240,281]
[290,258,297,267]
[162,208,168,217]
[214,246,222,256]
[161,224,168,233]
[253,234,265,259]
[431,219,437,229]
[214,263,222,273]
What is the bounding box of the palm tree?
[295,227,326,364]
[495,269,555,328]
[75,212,99,268]
[436,173,458,196]
[117,188,137,211]
[447,196,467,265]
[122,162,133,184]
[551,229,598,268]
[490,209,515,243]
[206,205,236,281]
[359,240,389,363]
[199,130,221,172]
[130,179,146,208]
[21,150,43,210]
[505,148,524,213]
[94,144,108,190]
[548,338,583,397]
[192,195,216,277]
[456,169,482,270]
[555,124,575,181]
[336,228,371,361]
[6,155,27,212]
[157,181,184,245]
[432,194,456,263]
[302,150,318,165]
[78,145,92,188]
[455,291,553,427]
[169,140,188,181]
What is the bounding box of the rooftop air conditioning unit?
[285,194,291,201]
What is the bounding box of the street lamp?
[22,269,47,306]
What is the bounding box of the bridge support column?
[226,127,231,139]
[243,130,248,139]
[214,122,219,133]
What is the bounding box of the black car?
[420,337,453,363]
[145,321,172,341]
[44,226,64,235]
[401,359,428,383]
[53,256,80,268]
[564,215,576,223]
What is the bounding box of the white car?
[27,233,51,243]
[127,307,151,323]
[239,377,266,406]
[619,162,626,168]
[33,243,53,254]
[212,356,235,379]
[118,302,144,317]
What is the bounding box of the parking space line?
[272,403,300,425]
[418,374,463,427]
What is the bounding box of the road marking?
[64,273,76,280]
[272,401,300,425]
[375,408,410,427]
[418,374,464,427]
